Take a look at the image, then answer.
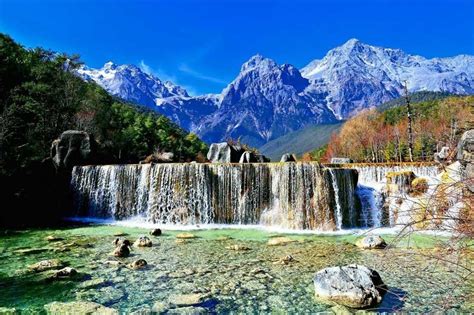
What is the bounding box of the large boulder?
[313,264,386,308]
[239,151,270,163]
[356,235,387,249]
[133,236,152,247]
[113,243,130,257]
[207,142,245,163]
[457,130,474,192]
[280,153,297,162]
[51,130,94,170]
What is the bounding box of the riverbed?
[0,224,472,313]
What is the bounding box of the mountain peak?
[103,61,117,70]
[241,54,276,72]
[342,38,361,47]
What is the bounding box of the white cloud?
[139,60,198,96]
[178,63,227,84]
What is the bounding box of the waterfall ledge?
[71,163,362,231]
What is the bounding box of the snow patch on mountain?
[77,40,473,146]
[77,62,189,109]
[301,38,474,118]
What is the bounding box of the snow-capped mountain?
[77,39,474,146]
[301,38,474,118]
[195,55,337,145]
[77,62,189,108]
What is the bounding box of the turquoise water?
[0,224,472,313]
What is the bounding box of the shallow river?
[0,224,472,313]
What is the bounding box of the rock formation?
[313,264,386,308]
[207,142,245,163]
[280,153,297,162]
[51,130,94,170]
[356,235,387,249]
[457,129,474,192]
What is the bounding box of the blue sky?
[1,0,473,95]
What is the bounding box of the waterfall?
[71,163,361,231]
[350,164,439,227]
[353,165,439,185]
[328,169,342,229]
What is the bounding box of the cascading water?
[71,163,362,231]
[350,164,439,227]
[328,169,343,230]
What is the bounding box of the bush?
[411,177,429,196]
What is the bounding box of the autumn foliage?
[321,96,474,162]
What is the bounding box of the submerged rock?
[129,259,148,270]
[152,301,170,314]
[44,301,117,314]
[45,235,64,242]
[167,306,208,314]
[356,235,387,249]
[104,260,123,266]
[168,293,207,307]
[78,277,106,289]
[14,248,50,255]
[0,307,18,315]
[150,228,162,236]
[267,237,296,246]
[176,233,197,239]
[215,236,232,241]
[330,305,353,315]
[274,255,295,265]
[134,236,153,247]
[113,244,130,257]
[52,267,77,279]
[313,264,386,308]
[225,244,251,251]
[28,259,65,272]
[113,238,131,247]
[76,286,125,306]
[113,231,129,237]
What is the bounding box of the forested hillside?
[306,96,473,162]
[377,91,453,111]
[0,34,207,225]
[0,33,207,176]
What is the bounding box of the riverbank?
[1,224,472,313]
